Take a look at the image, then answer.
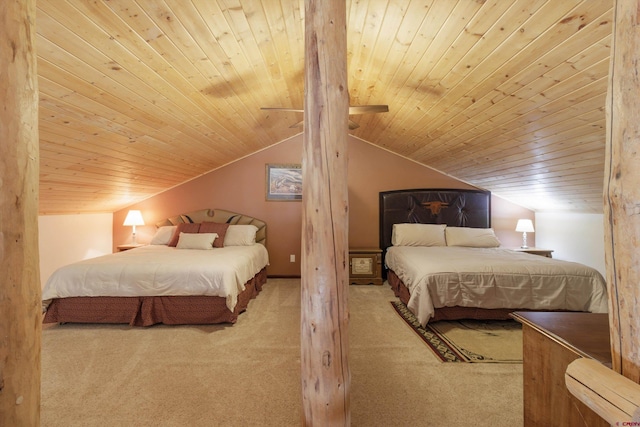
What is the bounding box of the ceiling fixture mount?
[261,105,389,130]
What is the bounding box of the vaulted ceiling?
[36,0,612,214]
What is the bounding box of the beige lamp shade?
[123,210,144,226]
[123,210,144,243]
[515,219,534,233]
[515,219,534,248]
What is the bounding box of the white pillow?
[176,232,218,250]
[445,227,501,248]
[223,225,258,246]
[392,223,446,246]
[150,225,177,245]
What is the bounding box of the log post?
[565,359,640,424]
[604,0,640,381]
[300,0,350,425]
[0,0,42,425]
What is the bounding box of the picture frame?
[266,163,302,201]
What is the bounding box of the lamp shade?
[123,210,145,227]
[515,219,534,233]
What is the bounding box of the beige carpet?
[41,279,523,426]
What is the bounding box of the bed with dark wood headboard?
[379,189,608,326]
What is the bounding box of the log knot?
[322,351,332,368]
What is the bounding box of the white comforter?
[385,246,608,326]
[42,244,269,312]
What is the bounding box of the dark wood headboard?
[379,189,491,264]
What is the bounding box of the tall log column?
[0,0,41,425]
[604,0,640,381]
[300,0,350,425]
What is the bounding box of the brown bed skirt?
[387,269,517,322]
[43,268,267,327]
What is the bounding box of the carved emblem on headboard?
[421,201,449,216]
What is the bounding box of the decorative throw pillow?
[391,223,447,246]
[445,227,501,248]
[168,223,201,247]
[150,225,178,245]
[198,222,230,248]
[223,224,258,246]
[176,232,218,250]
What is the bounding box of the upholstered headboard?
[156,209,267,246]
[379,188,491,257]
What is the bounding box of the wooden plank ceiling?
[36,0,612,214]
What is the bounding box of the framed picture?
[266,163,302,201]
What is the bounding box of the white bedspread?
[385,246,608,326]
[42,244,269,312]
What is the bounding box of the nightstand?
[512,248,554,258]
[349,248,383,285]
[117,243,144,252]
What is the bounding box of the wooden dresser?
[511,312,611,427]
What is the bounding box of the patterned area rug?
[391,301,523,363]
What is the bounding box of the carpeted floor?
[391,300,523,363]
[41,279,523,426]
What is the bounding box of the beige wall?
[114,134,534,276]
[536,212,605,276]
[39,213,113,287]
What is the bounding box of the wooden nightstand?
[512,248,554,258]
[117,243,144,252]
[349,248,383,285]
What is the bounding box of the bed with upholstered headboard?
[42,209,269,326]
[379,189,608,326]
[379,188,491,261]
[156,208,267,245]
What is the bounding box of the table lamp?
[515,219,534,249]
[123,210,145,243]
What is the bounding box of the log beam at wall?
[0,0,42,425]
[604,0,640,381]
[300,0,351,425]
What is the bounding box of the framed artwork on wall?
[266,163,302,201]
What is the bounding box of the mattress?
[385,246,608,326]
[42,244,270,313]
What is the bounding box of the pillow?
[176,232,218,250]
[150,225,177,245]
[198,222,230,248]
[445,227,501,248]
[223,224,258,246]
[168,223,201,247]
[391,223,446,246]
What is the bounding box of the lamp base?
[521,231,529,249]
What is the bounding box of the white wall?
[38,213,113,288]
[535,212,606,277]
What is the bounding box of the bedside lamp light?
[515,219,535,249]
[123,210,145,243]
